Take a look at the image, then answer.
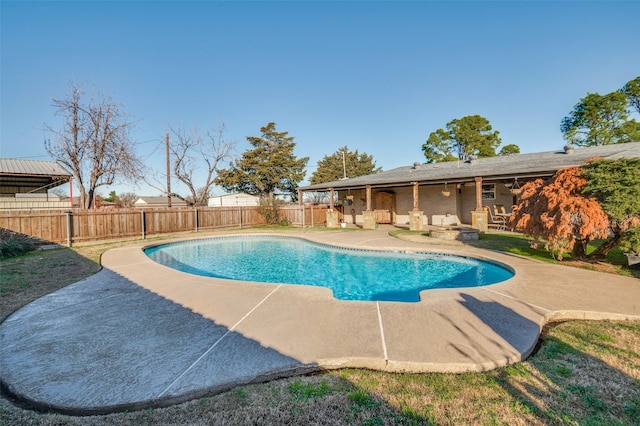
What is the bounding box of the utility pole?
[342,149,347,179]
[166,132,171,208]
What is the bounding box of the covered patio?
[299,143,640,231]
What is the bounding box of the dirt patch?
[563,259,625,275]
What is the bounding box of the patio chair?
[485,207,506,230]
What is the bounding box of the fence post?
[141,210,146,239]
[65,210,72,247]
[195,207,199,233]
[239,205,243,229]
[311,206,314,228]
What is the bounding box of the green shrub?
[0,228,39,259]
[257,197,290,226]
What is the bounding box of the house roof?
[0,158,72,192]
[0,158,71,177]
[301,142,640,191]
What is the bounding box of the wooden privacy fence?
[0,205,328,246]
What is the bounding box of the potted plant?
[509,178,522,195]
[441,183,451,197]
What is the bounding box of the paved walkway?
[1,227,639,414]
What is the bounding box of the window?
[481,183,496,200]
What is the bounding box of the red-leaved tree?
[510,166,610,260]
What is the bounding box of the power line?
[134,138,161,145]
[141,140,165,161]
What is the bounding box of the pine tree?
[310,146,381,185]
[422,115,514,163]
[215,122,308,201]
[560,91,640,146]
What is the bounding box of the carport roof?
[0,158,71,192]
[300,142,640,191]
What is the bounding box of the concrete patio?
[1,226,639,414]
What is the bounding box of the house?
[208,192,259,207]
[299,143,640,230]
[0,158,72,210]
[134,196,189,208]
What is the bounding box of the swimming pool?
[144,236,514,302]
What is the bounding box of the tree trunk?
[571,239,587,260]
[77,181,88,210]
[588,231,623,260]
[87,188,95,210]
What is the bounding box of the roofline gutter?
[300,171,556,192]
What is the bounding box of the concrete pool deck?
[1,226,639,414]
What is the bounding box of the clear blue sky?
[2,1,639,197]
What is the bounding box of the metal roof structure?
[0,158,71,193]
[301,142,640,191]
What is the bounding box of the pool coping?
[2,227,639,414]
[142,233,517,302]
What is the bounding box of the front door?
[374,192,395,224]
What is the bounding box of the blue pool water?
[144,236,514,302]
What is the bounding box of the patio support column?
[409,181,423,231]
[363,185,376,229]
[471,176,488,232]
[326,187,339,228]
[474,176,483,211]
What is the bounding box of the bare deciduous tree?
[118,191,138,207]
[45,83,142,209]
[304,192,330,205]
[147,123,235,206]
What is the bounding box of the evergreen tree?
[560,91,640,146]
[622,76,640,114]
[215,122,308,201]
[104,190,118,203]
[310,146,381,185]
[582,158,640,256]
[499,144,520,156]
[422,115,511,163]
[422,129,458,163]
